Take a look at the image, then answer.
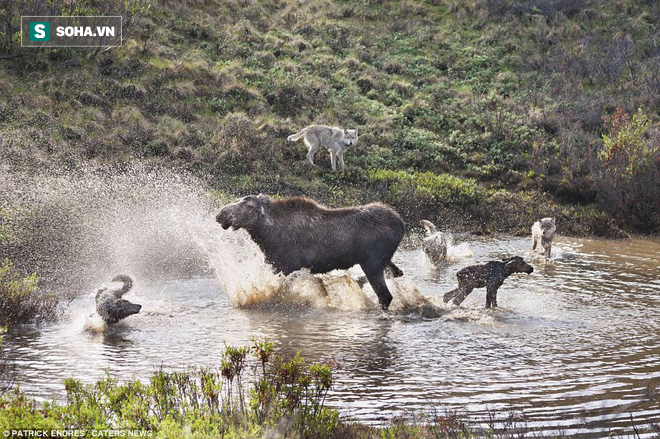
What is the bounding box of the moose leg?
[361,263,393,310]
[386,261,404,278]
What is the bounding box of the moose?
[216,195,405,309]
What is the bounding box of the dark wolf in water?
[443,256,533,308]
[95,275,141,324]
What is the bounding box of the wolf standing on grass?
[287,125,358,172]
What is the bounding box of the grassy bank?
[0,0,658,238]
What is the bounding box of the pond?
[4,234,659,437]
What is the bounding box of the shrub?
[0,259,57,328]
[0,340,338,438]
[594,108,660,232]
[368,169,483,208]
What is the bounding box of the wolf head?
[539,217,556,237]
[342,129,358,146]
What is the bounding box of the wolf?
[443,256,534,308]
[95,275,141,325]
[532,217,557,258]
[421,220,450,265]
[287,125,358,172]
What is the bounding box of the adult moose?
[216,195,405,309]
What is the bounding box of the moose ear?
[502,257,513,263]
[260,205,274,226]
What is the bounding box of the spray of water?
[419,233,474,272]
[1,164,216,296]
[446,238,474,261]
[1,164,441,315]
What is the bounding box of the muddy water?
[3,237,660,436]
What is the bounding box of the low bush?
[368,169,483,207]
[365,169,485,226]
[594,108,660,232]
[0,339,337,437]
[0,259,57,328]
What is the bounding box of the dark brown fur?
[443,256,533,308]
[216,195,405,309]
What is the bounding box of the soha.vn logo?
[29,22,116,40]
[29,22,50,41]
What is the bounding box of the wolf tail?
[111,274,133,295]
[421,220,437,235]
[287,126,310,142]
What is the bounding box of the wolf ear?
[355,128,358,135]
[344,129,348,135]
[551,217,556,224]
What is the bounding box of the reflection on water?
[4,237,660,436]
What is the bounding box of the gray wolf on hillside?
[287,125,358,172]
[531,217,557,258]
[443,256,533,308]
[421,220,450,265]
[95,275,142,325]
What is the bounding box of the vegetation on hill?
[1,0,659,239]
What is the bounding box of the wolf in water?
[420,220,450,265]
[443,257,533,308]
[287,125,358,172]
[95,275,141,325]
[532,217,556,258]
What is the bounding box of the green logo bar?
[22,16,122,47]
[29,22,51,41]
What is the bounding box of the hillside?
[1,0,659,236]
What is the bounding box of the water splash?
[195,226,282,307]
[1,164,440,314]
[419,233,474,272]
[447,240,474,261]
[0,164,216,296]
[82,313,109,334]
